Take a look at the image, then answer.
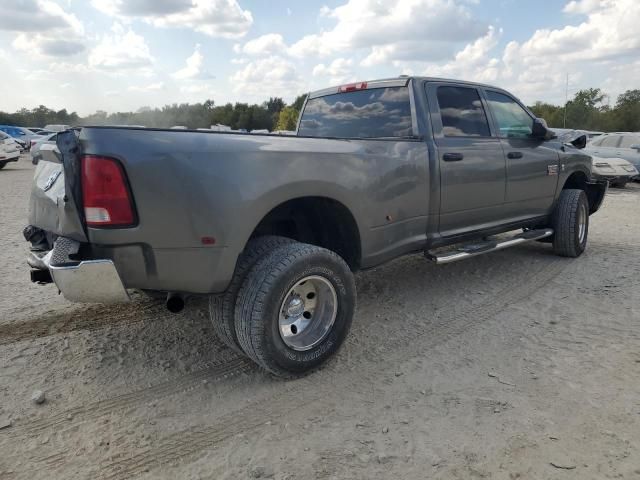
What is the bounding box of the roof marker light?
[338,82,368,93]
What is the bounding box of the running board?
[426,229,554,265]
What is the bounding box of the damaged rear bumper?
[28,238,130,304]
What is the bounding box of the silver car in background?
[585,132,640,180]
[0,131,20,169]
[43,124,72,132]
[30,132,58,165]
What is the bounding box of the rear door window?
[600,136,621,148]
[485,90,534,138]
[436,86,491,137]
[298,87,413,138]
[619,135,640,148]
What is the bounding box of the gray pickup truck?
[26,77,606,377]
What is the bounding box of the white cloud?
[563,0,607,14]
[88,24,154,72]
[312,58,354,84]
[500,0,640,102]
[172,45,204,79]
[403,0,640,106]
[128,82,164,92]
[425,27,502,83]
[288,0,486,63]
[230,56,304,101]
[92,0,253,38]
[7,0,86,57]
[236,33,287,56]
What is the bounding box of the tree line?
[1,88,638,133]
[529,88,640,132]
[0,94,307,132]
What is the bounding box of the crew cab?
[25,77,606,377]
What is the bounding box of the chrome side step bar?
[426,228,554,265]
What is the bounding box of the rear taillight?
[81,155,135,227]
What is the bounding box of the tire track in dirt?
[0,302,164,346]
[85,258,570,480]
[8,356,252,438]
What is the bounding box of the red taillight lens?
[81,155,135,227]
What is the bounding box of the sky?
[0,0,638,116]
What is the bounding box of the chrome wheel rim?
[278,275,338,351]
[578,202,588,244]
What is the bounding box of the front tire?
[235,242,356,377]
[0,161,7,170]
[552,189,589,257]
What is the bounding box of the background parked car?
[591,156,638,188]
[29,132,58,164]
[0,125,42,151]
[43,124,72,132]
[585,132,640,180]
[0,131,20,169]
[28,130,55,149]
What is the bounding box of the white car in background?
[591,155,638,188]
[43,124,72,132]
[0,131,20,169]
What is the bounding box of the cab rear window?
[298,87,413,139]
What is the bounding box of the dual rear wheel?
[209,237,356,377]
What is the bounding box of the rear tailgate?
[28,131,87,243]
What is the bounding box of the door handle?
[507,151,523,159]
[443,152,464,162]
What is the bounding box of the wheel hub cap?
[278,275,338,351]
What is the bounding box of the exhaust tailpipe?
[166,292,185,313]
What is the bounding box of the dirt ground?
[0,154,639,480]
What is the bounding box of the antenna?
[563,73,569,128]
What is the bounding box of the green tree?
[292,94,307,112]
[528,101,564,128]
[564,88,606,130]
[611,89,640,131]
[275,106,300,131]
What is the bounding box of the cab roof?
[307,76,508,99]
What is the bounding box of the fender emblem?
[43,170,62,192]
[547,165,559,176]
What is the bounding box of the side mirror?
[531,118,554,140]
[630,144,640,151]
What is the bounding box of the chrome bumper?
[49,260,130,303]
[29,242,130,304]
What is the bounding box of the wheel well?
[562,171,606,214]
[563,171,588,191]
[249,197,361,270]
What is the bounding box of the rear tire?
[552,189,589,257]
[235,242,356,377]
[209,236,293,355]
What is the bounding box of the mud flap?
[585,180,607,215]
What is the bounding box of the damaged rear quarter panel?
[28,131,87,243]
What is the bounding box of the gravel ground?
[1,155,639,479]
